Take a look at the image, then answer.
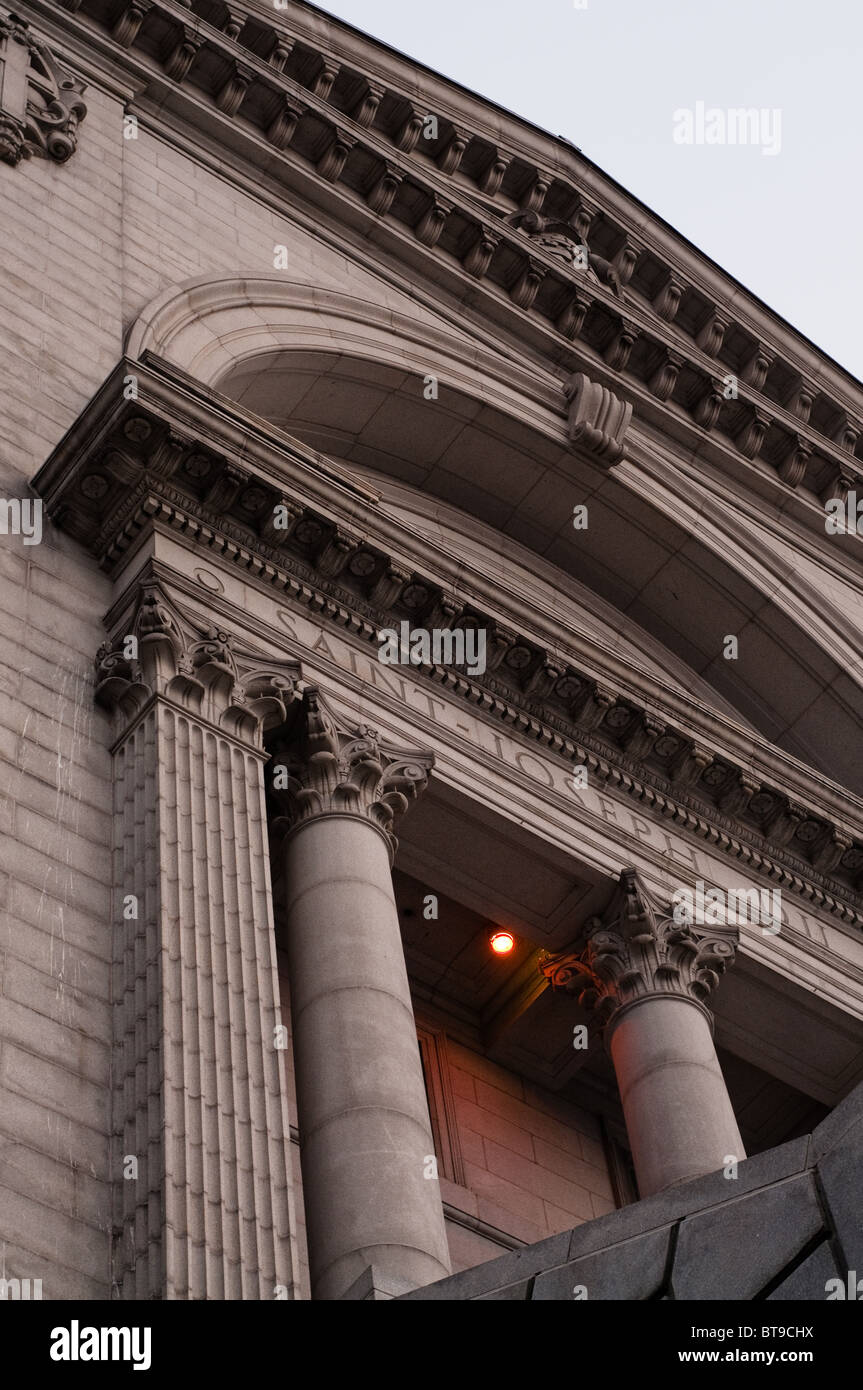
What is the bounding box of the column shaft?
[608,996,745,1197]
[101,583,302,1299]
[283,813,451,1300]
[540,867,744,1202]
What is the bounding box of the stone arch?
[126,275,863,794]
[125,274,565,442]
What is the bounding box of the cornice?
[31,355,863,928]
[40,354,863,804]
[127,279,863,596]
[27,0,863,538]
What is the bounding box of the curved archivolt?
[127,274,863,795]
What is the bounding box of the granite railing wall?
[403,1079,863,1301]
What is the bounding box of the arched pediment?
[127,276,863,795]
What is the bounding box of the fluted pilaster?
[99,579,301,1298]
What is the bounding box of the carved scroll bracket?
[565,371,633,466]
[0,10,87,165]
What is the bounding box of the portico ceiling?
[217,348,863,796]
[393,855,831,1158]
[393,783,863,1124]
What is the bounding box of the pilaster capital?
[267,686,433,855]
[94,578,300,745]
[538,867,738,1032]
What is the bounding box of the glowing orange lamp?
[490,930,515,956]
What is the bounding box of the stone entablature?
[44,0,863,510]
[32,355,863,922]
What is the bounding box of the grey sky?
[314,0,863,382]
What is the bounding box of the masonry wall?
[0,0,477,1291]
[0,76,122,1297]
[405,1078,863,1302]
[439,1040,616,1273]
[0,37,341,1296]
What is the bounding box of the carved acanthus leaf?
[539,867,738,1028]
[267,686,433,854]
[95,579,299,743]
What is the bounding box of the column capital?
[539,867,738,1031]
[95,577,300,746]
[268,686,433,855]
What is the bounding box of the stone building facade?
[0,0,861,1301]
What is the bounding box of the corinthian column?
[540,868,744,1198]
[269,688,452,1300]
[96,578,302,1299]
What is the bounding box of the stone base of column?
[341,1265,419,1301]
